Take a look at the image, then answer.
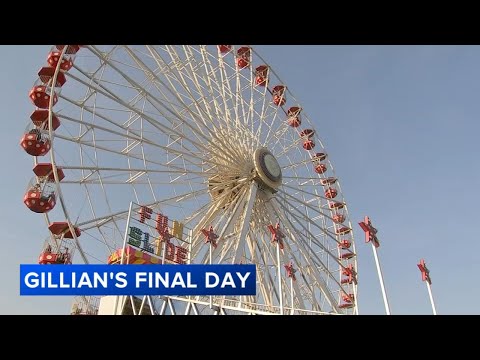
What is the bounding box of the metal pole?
[276,242,284,315]
[188,229,193,265]
[353,279,360,315]
[426,282,437,315]
[114,201,134,315]
[187,228,193,311]
[160,238,169,311]
[290,277,294,315]
[162,240,167,265]
[371,243,391,315]
[209,243,213,309]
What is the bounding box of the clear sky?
[1,45,479,315]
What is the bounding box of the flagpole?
[370,242,391,315]
[359,216,391,315]
[417,259,437,315]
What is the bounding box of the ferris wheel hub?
[253,148,282,190]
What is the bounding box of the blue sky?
[1,45,479,315]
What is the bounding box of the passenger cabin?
[255,65,268,86]
[20,129,51,156]
[236,47,251,69]
[23,185,56,213]
[272,85,286,106]
[30,109,60,131]
[48,222,81,238]
[29,86,58,109]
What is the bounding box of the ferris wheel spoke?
[265,201,340,313]
[244,76,267,154]
[84,223,121,255]
[205,187,249,261]
[217,49,245,137]
[282,174,330,182]
[262,104,303,153]
[182,197,224,230]
[271,136,305,159]
[77,188,207,231]
[242,235,277,309]
[125,46,226,147]
[230,220,286,310]
[208,49,254,141]
[57,165,213,183]
[256,86,290,148]
[59,176,207,185]
[80,198,122,253]
[162,45,248,150]
[43,142,89,263]
[197,46,261,153]
[275,190,341,241]
[211,185,256,265]
[251,215,309,311]
[190,182,249,259]
[197,50,236,129]
[278,184,345,218]
[52,132,237,183]
[279,203,350,268]
[76,132,126,247]
[70,53,238,169]
[273,196,349,270]
[190,208,228,261]
[57,101,234,172]
[264,122,293,152]
[119,45,242,165]
[242,60,265,145]
[78,231,118,259]
[280,157,322,171]
[277,248,307,312]
[243,230,272,307]
[60,180,205,185]
[60,72,207,158]
[68,233,88,264]
[252,94,282,150]
[221,183,257,265]
[254,235,283,309]
[259,234,302,312]
[252,89,272,147]
[217,48,274,155]
[261,105,289,149]
[277,221,341,312]
[232,48,254,152]
[179,45,255,160]
[183,182,249,233]
[58,165,211,175]
[280,183,345,212]
[77,209,132,231]
[216,48,277,153]
[196,213,242,264]
[162,45,249,162]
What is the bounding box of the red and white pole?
[359,216,391,315]
[417,259,437,315]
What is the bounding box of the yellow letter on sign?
[171,220,184,240]
[154,237,162,257]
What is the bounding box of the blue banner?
[20,264,256,296]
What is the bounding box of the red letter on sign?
[165,241,175,262]
[156,213,168,236]
[175,246,188,264]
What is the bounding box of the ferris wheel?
[20,45,358,315]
